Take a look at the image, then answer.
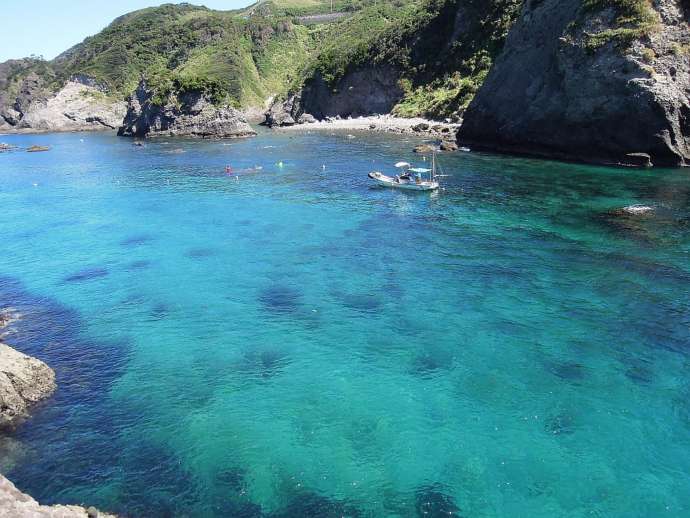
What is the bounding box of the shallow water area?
[1,129,690,517]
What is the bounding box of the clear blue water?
[1,129,690,517]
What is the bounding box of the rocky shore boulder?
[0,474,116,518]
[458,0,690,167]
[0,343,56,428]
[264,93,317,128]
[118,80,256,139]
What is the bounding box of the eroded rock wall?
[118,80,256,139]
[458,0,690,167]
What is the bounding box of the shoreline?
[273,115,459,138]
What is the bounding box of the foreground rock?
[0,474,115,518]
[118,80,256,139]
[458,0,690,167]
[0,343,55,428]
[0,330,115,516]
[1,74,126,133]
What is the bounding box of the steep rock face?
[299,66,404,120]
[0,343,56,428]
[0,474,116,517]
[16,81,126,132]
[458,0,690,167]
[265,66,404,126]
[264,93,317,127]
[0,72,126,133]
[118,80,256,139]
[0,66,50,128]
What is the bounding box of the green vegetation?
[30,3,322,107]
[255,0,394,17]
[671,42,690,56]
[303,1,416,86]
[301,0,522,119]
[2,0,521,119]
[581,0,660,51]
[3,0,668,123]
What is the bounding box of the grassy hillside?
[1,0,524,120]
[49,3,321,107]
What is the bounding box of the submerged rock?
[414,144,436,154]
[26,145,50,153]
[118,80,256,139]
[0,343,56,428]
[0,474,116,517]
[609,205,656,217]
[440,140,459,152]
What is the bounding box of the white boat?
[368,155,441,191]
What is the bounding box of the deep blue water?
[1,129,690,517]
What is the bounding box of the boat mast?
[432,152,436,181]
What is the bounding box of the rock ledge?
[0,343,55,429]
[0,474,116,518]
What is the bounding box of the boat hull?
[368,172,439,191]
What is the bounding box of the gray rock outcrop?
[0,474,115,518]
[264,93,317,127]
[16,81,126,132]
[458,0,690,167]
[0,69,126,133]
[0,343,55,428]
[118,80,256,139]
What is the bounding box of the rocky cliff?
[118,80,257,139]
[264,66,403,126]
[0,69,126,134]
[458,0,690,167]
[299,65,404,120]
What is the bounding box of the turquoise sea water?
[1,129,689,517]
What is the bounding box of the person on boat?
[415,173,422,184]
